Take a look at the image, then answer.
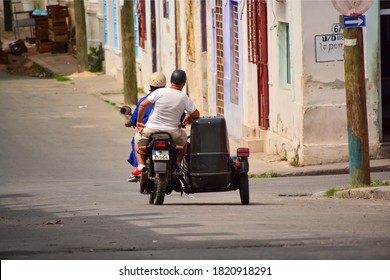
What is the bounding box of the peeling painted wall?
[263,0,381,165]
[300,0,380,165]
[265,0,303,164]
[298,0,349,165]
[184,0,212,115]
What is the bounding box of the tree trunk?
[74,0,88,72]
[121,0,138,105]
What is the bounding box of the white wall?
[300,0,347,165]
[264,0,381,165]
[85,0,100,48]
[365,0,381,144]
[265,0,303,162]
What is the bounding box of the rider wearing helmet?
[170,69,187,85]
[134,69,200,167]
[126,72,167,181]
[148,72,167,89]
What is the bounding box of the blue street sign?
[342,15,366,28]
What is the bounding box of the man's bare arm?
[136,99,153,132]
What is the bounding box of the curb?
[277,164,390,177]
[335,186,390,200]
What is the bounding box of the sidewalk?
[15,51,390,199]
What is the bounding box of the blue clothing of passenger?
[127,93,155,167]
[130,94,154,126]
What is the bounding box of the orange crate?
[48,18,67,27]
[47,5,69,18]
[49,31,68,42]
[37,40,52,53]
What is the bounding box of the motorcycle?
[136,116,250,205]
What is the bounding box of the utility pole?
[74,0,88,72]
[121,0,138,105]
[342,18,370,186]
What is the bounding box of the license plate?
[152,150,169,160]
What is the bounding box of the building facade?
[95,0,390,166]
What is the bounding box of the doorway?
[151,0,156,72]
[381,1,390,141]
[247,0,269,129]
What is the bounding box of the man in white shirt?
[134,69,200,169]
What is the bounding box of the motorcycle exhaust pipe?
[120,106,132,115]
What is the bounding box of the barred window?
[137,0,146,48]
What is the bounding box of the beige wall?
[98,0,382,165]
[261,0,381,165]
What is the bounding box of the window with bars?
[215,0,224,116]
[103,0,108,45]
[247,0,258,64]
[113,0,119,50]
[137,0,146,48]
[231,1,239,104]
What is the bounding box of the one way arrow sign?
[342,15,366,28]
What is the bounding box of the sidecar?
[183,116,250,205]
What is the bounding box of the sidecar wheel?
[153,173,167,205]
[239,173,249,205]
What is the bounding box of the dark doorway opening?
[381,1,390,142]
[3,0,13,31]
[151,0,157,72]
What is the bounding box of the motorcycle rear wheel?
[151,173,167,205]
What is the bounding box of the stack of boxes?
[35,17,49,42]
[47,5,69,53]
[35,5,69,53]
[34,15,51,53]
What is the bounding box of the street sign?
[315,34,344,63]
[342,15,366,28]
[331,0,373,16]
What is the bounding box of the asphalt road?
[1,69,390,260]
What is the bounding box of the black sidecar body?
[182,116,250,204]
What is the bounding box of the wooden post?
[121,0,138,105]
[74,0,88,72]
[343,26,371,185]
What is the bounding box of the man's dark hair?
[170,69,187,85]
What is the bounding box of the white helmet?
[149,72,166,87]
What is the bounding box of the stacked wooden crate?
[47,5,69,53]
[35,17,49,41]
[34,16,51,53]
